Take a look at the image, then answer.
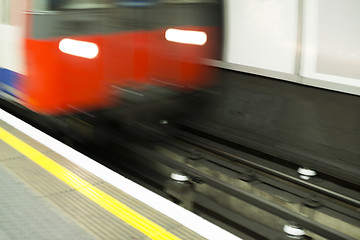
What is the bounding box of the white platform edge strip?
[0,109,242,240]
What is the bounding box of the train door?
[0,0,11,72]
[0,0,28,102]
[0,0,10,24]
[102,0,155,90]
[24,0,112,114]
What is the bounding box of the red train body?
[1,0,223,117]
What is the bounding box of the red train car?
[1,0,222,115]
[1,0,222,141]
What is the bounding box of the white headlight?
[59,38,99,59]
[165,28,207,45]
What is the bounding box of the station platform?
[0,110,240,240]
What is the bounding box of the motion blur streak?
[59,38,99,59]
[1,0,223,114]
[165,29,207,45]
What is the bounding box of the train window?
[115,0,158,6]
[49,0,111,10]
[32,0,51,11]
[32,0,112,11]
[0,0,10,24]
[45,0,162,10]
[30,0,219,11]
[160,0,218,3]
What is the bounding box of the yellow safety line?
[0,127,181,240]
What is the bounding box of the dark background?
[186,69,360,184]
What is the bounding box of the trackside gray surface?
[0,119,207,240]
[0,163,97,240]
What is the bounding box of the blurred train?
[0,0,223,140]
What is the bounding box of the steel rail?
[176,120,360,185]
[175,130,360,208]
[119,139,356,240]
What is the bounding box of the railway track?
[98,124,359,240]
[171,127,360,210]
[1,100,358,239]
